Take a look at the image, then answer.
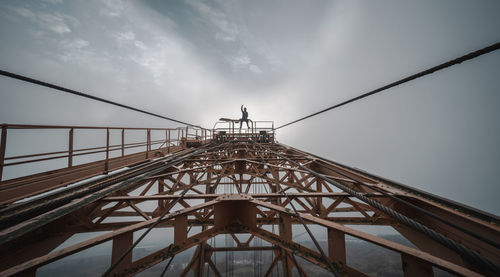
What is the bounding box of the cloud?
[179,1,283,80]
[134,40,147,50]
[231,54,250,66]
[1,0,500,218]
[186,0,239,42]
[115,30,136,41]
[114,30,148,51]
[215,33,235,42]
[57,40,98,66]
[60,38,89,49]
[7,5,78,35]
[249,64,262,74]
[228,52,262,74]
[8,6,36,20]
[41,0,63,4]
[38,13,72,34]
[100,0,125,17]
[129,34,187,85]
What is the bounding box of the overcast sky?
[0,0,499,215]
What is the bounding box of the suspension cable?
[249,141,339,275]
[160,225,194,277]
[102,142,222,276]
[289,252,304,277]
[159,245,174,277]
[158,144,229,277]
[0,69,203,128]
[263,144,500,275]
[275,41,500,130]
[319,162,500,249]
[281,190,339,276]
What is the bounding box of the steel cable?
[275,41,500,130]
[262,144,500,275]
[158,144,230,277]
[316,162,500,249]
[102,142,225,276]
[248,141,339,275]
[0,69,203,128]
[283,190,339,276]
[289,252,304,277]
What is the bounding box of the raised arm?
[241,105,244,112]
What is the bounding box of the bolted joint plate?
[215,193,254,201]
[214,195,256,232]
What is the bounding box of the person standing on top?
[240,105,250,129]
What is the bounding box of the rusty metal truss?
[0,123,498,277]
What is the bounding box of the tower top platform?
[212,119,275,143]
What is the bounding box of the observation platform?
[212,119,275,143]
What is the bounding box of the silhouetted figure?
[240,105,249,129]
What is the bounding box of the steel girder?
[0,139,498,277]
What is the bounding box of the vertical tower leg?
[174,215,188,244]
[279,213,293,277]
[401,253,433,277]
[328,228,346,264]
[111,232,133,274]
[195,243,206,277]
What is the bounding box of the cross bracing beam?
[0,131,498,277]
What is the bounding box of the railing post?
[272,122,275,141]
[68,128,73,167]
[177,129,180,146]
[121,129,125,157]
[148,129,151,152]
[185,126,188,139]
[165,129,168,149]
[0,125,7,182]
[167,129,171,153]
[146,129,151,159]
[105,128,109,174]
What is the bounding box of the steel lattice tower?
[0,122,498,277]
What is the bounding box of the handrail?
[212,120,274,132]
[4,139,167,161]
[3,140,167,166]
[0,124,212,181]
[1,123,179,130]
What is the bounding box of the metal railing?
[212,120,274,140]
[0,124,211,181]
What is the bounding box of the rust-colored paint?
[0,124,496,277]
